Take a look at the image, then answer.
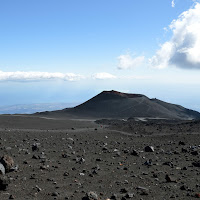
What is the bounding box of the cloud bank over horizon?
[0,70,150,82]
[0,71,84,82]
[150,2,200,69]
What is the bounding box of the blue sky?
[0,0,200,111]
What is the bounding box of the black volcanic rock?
[38,90,200,120]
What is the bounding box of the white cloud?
[0,71,84,81]
[172,0,175,8]
[92,72,116,80]
[0,70,151,81]
[117,53,145,70]
[92,73,151,80]
[149,2,200,69]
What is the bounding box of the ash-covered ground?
[1,115,200,199]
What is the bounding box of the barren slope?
[37,90,200,120]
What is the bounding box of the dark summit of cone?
[99,90,145,99]
[37,90,200,120]
[76,90,146,105]
[75,90,146,106]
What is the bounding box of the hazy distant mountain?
[0,103,79,114]
[39,90,200,120]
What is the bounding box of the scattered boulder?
[32,155,39,159]
[181,148,188,153]
[191,151,198,156]
[51,192,59,196]
[182,166,187,170]
[136,186,149,195]
[126,192,135,198]
[63,172,69,176]
[9,194,15,199]
[83,191,98,200]
[144,159,152,166]
[179,141,185,145]
[110,194,118,199]
[165,174,177,183]
[32,143,40,151]
[144,146,154,152]
[163,161,173,167]
[0,163,5,175]
[76,157,85,164]
[0,155,14,173]
[180,185,188,190]
[0,176,10,190]
[130,149,139,156]
[192,161,200,167]
[120,188,128,193]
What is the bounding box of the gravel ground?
[0,116,200,199]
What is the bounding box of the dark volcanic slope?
[39,90,200,120]
[1,116,200,199]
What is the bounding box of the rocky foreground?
[0,116,200,199]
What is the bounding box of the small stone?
[192,161,200,167]
[84,191,98,200]
[63,172,69,176]
[62,153,71,158]
[32,143,39,151]
[65,195,69,199]
[144,159,152,166]
[179,141,185,145]
[120,188,128,193]
[9,195,15,199]
[67,137,74,141]
[126,193,135,198]
[144,146,154,152]
[182,166,187,170]
[76,157,85,164]
[110,194,118,199]
[116,152,121,157]
[165,174,177,183]
[136,186,149,191]
[163,162,173,167]
[136,186,149,195]
[123,149,129,154]
[0,176,10,190]
[40,166,47,170]
[52,192,59,196]
[130,149,139,156]
[191,151,198,156]
[36,185,42,192]
[180,185,187,190]
[32,155,38,159]
[182,148,188,153]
